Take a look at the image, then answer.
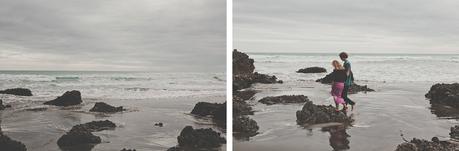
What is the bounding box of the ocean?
[0,71,226,151]
[234,52,459,151]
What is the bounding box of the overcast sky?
[235,0,459,54]
[0,0,225,72]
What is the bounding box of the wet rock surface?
[297,67,327,73]
[233,90,257,101]
[120,149,136,151]
[395,137,457,151]
[169,126,226,150]
[0,99,12,110]
[259,95,310,105]
[57,120,116,148]
[425,83,459,108]
[450,125,459,139]
[0,133,27,151]
[316,73,374,94]
[191,102,226,124]
[233,116,259,139]
[233,96,254,116]
[90,102,125,113]
[0,88,32,96]
[44,90,82,106]
[296,101,353,125]
[233,49,282,91]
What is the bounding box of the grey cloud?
[235,0,459,54]
[0,0,226,71]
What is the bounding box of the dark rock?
[425,83,459,108]
[316,74,374,94]
[296,100,353,125]
[297,67,327,73]
[120,149,136,151]
[0,99,12,110]
[44,90,82,106]
[154,122,163,127]
[316,73,333,84]
[259,95,309,105]
[0,88,32,96]
[450,125,459,139]
[233,90,257,101]
[89,102,125,113]
[233,116,259,139]
[166,146,184,151]
[395,137,457,151]
[24,107,48,112]
[175,126,226,150]
[57,120,116,148]
[0,133,27,151]
[322,125,350,151]
[191,102,226,122]
[233,49,255,75]
[233,96,254,116]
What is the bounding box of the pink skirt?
[331,82,345,104]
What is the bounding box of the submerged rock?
[450,125,459,139]
[425,83,459,108]
[296,101,353,125]
[89,102,125,113]
[190,102,226,123]
[0,133,27,151]
[57,120,116,148]
[297,67,327,73]
[0,99,12,110]
[233,116,259,139]
[395,137,457,151]
[154,122,163,127]
[169,126,226,150]
[44,90,82,106]
[259,95,309,105]
[0,88,32,96]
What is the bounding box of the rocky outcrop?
[233,96,254,116]
[0,88,32,96]
[233,49,282,91]
[297,67,327,73]
[425,83,459,108]
[168,126,226,150]
[120,149,136,151]
[89,102,125,113]
[233,116,259,139]
[296,100,353,125]
[233,90,257,101]
[259,95,309,105]
[0,99,12,110]
[190,102,226,124]
[395,137,457,151]
[316,73,374,94]
[0,133,27,151]
[233,49,255,75]
[57,120,116,148]
[44,90,82,106]
[450,125,459,139]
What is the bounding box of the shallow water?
[0,71,226,151]
[234,53,459,151]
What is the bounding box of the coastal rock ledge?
[297,67,327,73]
[395,137,457,151]
[167,126,226,151]
[0,88,32,96]
[259,95,309,105]
[57,120,116,149]
[0,133,27,151]
[90,102,125,113]
[44,90,82,106]
[425,83,459,107]
[296,100,353,125]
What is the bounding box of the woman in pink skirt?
[330,60,347,111]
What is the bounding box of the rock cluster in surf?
[297,67,327,73]
[259,95,309,105]
[190,102,226,127]
[44,90,82,106]
[395,137,457,151]
[90,102,125,113]
[296,100,353,125]
[425,83,459,107]
[0,125,27,151]
[57,120,116,149]
[316,73,374,94]
[167,126,226,151]
[0,88,32,96]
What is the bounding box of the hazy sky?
[0,0,225,71]
[235,0,459,54]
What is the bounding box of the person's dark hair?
[339,52,348,59]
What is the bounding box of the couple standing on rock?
[330,52,356,111]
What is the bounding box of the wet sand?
[0,95,226,151]
[234,80,458,151]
